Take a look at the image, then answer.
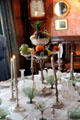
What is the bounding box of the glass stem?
[30,98,32,103]
[41,111,44,119]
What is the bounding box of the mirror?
[54,1,69,17]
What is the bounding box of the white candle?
[11,58,13,80]
[51,56,53,69]
[13,55,17,80]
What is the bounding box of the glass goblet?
[36,102,47,120]
[76,82,80,102]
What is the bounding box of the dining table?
[0,69,80,120]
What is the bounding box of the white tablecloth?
[0,70,80,120]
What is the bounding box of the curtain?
[0,35,10,81]
[0,0,19,71]
[0,0,19,58]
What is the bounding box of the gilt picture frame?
[55,19,67,30]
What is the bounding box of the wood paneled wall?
[11,0,32,75]
[12,0,25,47]
[11,0,26,72]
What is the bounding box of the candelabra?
[70,52,74,80]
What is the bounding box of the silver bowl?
[30,37,49,46]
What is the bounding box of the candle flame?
[13,55,16,59]
[51,56,53,61]
[11,58,13,61]
[71,52,73,55]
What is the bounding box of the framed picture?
[55,19,67,30]
[28,0,45,20]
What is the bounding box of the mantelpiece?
[51,36,80,70]
[51,36,80,43]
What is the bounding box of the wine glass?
[76,82,80,102]
[36,102,47,120]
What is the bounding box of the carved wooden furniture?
[51,36,80,70]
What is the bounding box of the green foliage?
[32,21,42,31]
[46,75,54,89]
[23,87,39,103]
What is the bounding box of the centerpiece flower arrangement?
[29,21,52,58]
[30,21,50,46]
[30,21,50,41]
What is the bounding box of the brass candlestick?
[14,79,19,109]
[40,59,44,83]
[51,56,64,109]
[70,52,74,80]
[31,54,34,80]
